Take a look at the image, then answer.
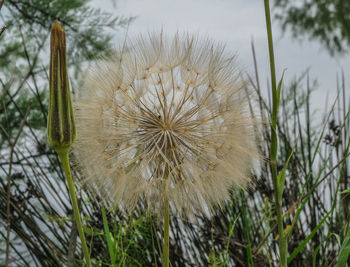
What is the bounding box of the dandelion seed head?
[73,32,259,217]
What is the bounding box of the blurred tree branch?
[274,0,350,55]
[0,0,5,37]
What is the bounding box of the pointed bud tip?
[51,20,66,49]
[51,20,65,34]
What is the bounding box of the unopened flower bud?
[47,20,76,154]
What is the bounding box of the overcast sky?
[91,0,350,113]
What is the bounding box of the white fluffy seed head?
[73,32,259,217]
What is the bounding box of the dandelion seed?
[73,32,259,217]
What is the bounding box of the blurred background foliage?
[0,0,349,266]
[274,0,350,55]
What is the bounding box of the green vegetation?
[1,0,349,266]
[274,0,350,55]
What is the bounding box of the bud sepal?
[47,20,76,154]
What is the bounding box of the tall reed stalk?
[263,0,288,265]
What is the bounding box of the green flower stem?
[263,0,287,266]
[162,164,170,267]
[163,194,170,267]
[58,150,91,267]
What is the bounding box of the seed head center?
[161,123,172,131]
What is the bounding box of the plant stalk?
[59,151,91,267]
[263,0,287,266]
[163,194,170,267]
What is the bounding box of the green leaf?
[277,142,295,204]
[288,209,332,264]
[224,214,239,266]
[83,226,102,237]
[276,69,286,110]
[341,188,350,194]
[338,236,350,267]
[102,205,117,265]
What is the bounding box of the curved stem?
[59,151,91,267]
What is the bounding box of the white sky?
[91,0,350,113]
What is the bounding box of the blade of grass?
[289,133,350,263]
[224,214,239,266]
[102,205,117,266]
[288,207,332,263]
[241,192,254,267]
[289,96,341,234]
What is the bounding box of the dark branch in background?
[5,102,32,267]
[0,25,5,37]
[5,0,134,62]
[273,0,350,55]
[0,0,5,37]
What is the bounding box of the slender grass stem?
[58,151,91,267]
[241,191,254,267]
[163,194,170,267]
[263,0,288,266]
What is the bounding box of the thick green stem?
[163,194,170,267]
[263,0,287,266]
[59,151,91,267]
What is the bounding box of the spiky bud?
[47,20,76,154]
